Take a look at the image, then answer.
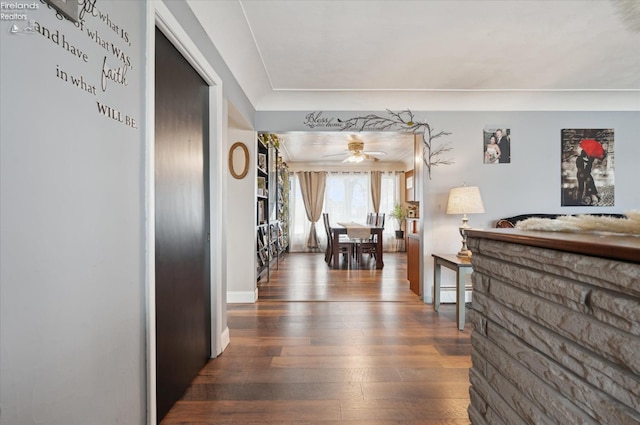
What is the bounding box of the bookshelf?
[256,133,289,281]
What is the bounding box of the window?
[288,171,402,252]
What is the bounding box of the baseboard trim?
[227,288,258,304]
[220,326,230,352]
[438,288,473,303]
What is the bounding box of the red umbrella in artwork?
[579,139,605,159]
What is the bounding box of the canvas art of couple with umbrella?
[579,138,606,160]
[576,139,606,205]
[561,129,614,207]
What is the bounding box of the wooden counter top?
[465,228,640,264]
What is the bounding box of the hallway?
[161,253,472,424]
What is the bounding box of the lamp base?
[457,223,472,258]
[457,249,472,258]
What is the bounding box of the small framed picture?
[257,177,266,196]
[483,128,511,164]
[257,248,267,266]
[257,201,265,224]
[258,153,267,171]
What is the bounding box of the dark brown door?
[155,27,211,421]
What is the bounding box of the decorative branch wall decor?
[338,109,452,179]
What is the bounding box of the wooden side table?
[432,253,473,331]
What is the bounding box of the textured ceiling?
[188,0,640,162]
[189,0,640,108]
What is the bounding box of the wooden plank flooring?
[161,253,472,424]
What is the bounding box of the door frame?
[145,2,228,424]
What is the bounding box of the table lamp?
[446,185,485,257]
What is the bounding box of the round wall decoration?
[229,142,250,179]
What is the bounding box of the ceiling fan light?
[343,154,364,163]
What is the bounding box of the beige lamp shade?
[446,185,485,258]
[446,186,485,215]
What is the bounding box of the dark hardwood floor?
[161,253,472,424]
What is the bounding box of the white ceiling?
[188,0,640,163]
[276,131,415,164]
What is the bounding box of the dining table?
[332,222,384,269]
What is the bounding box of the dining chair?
[322,213,355,267]
[357,213,385,263]
[376,213,385,229]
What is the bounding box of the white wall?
[255,109,640,301]
[226,108,258,303]
[0,1,260,422]
[421,111,640,302]
[158,0,255,346]
[162,0,255,126]
[1,2,146,424]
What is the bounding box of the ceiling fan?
[323,136,387,163]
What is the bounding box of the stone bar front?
[465,229,640,425]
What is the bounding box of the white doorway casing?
[145,2,229,423]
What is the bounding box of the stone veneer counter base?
[465,229,640,425]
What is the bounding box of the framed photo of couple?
[483,128,511,164]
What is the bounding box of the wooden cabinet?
[407,234,420,295]
[256,133,289,281]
